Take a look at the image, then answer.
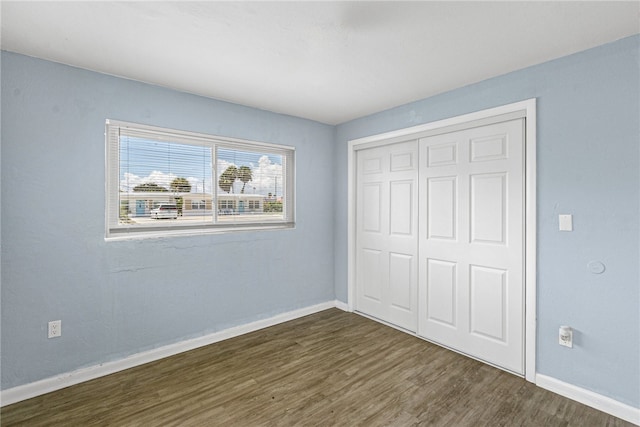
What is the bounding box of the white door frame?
[347,98,537,382]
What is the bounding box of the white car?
[150,204,178,219]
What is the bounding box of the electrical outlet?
[48,320,62,338]
[559,325,572,348]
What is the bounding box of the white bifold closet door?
[355,140,419,332]
[418,119,525,374]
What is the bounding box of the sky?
[119,137,284,196]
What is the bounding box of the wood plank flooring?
[1,309,633,426]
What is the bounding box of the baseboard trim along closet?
[1,300,348,407]
[536,374,640,425]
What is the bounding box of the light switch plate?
[559,214,573,231]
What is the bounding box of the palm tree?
[170,177,191,193]
[237,166,253,193]
[219,165,238,193]
[132,182,167,192]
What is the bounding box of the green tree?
[237,166,253,194]
[170,177,191,193]
[132,182,168,192]
[263,201,283,213]
[174,197,184,216]
[218,165,238,193]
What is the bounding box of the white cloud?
[216,155,283,196]
[146,170,177,189]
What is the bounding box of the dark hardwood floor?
[1,309,632,426]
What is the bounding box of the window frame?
[105,119,295,240]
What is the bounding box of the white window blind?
[106,120,295,239]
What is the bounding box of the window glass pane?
[216,148,285,222]
[119,136,213,227]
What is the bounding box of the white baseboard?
[1,300,343,407]
[334,300,350,312]
[536,374,640,425]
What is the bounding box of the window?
[106,120,295,239]
[191,200,206,210]
[218,200,235,210]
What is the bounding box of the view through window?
[106,120,295,238]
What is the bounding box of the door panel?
[389,252,413,311]
[469,265,507,341]
[362,183,382,232]
[390,180,414,235]
[427,177,457,240]
[418,119,524,374]
[427,142,457,166]
[470,134,508,162]
[356,140,418,332]
[361,249,383,303]
[470,173,506,244]
[426,258,457,326]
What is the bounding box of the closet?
[354,116,525,375]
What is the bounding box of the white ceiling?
[2,1,639,125]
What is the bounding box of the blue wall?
[2,35,639,410]
[334,35,639,407]
[1,52,335,389]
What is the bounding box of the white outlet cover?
[559,326,573,348]
[48,320,62,338]
[559,214,573,231]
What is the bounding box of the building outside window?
[191,200,206,210]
